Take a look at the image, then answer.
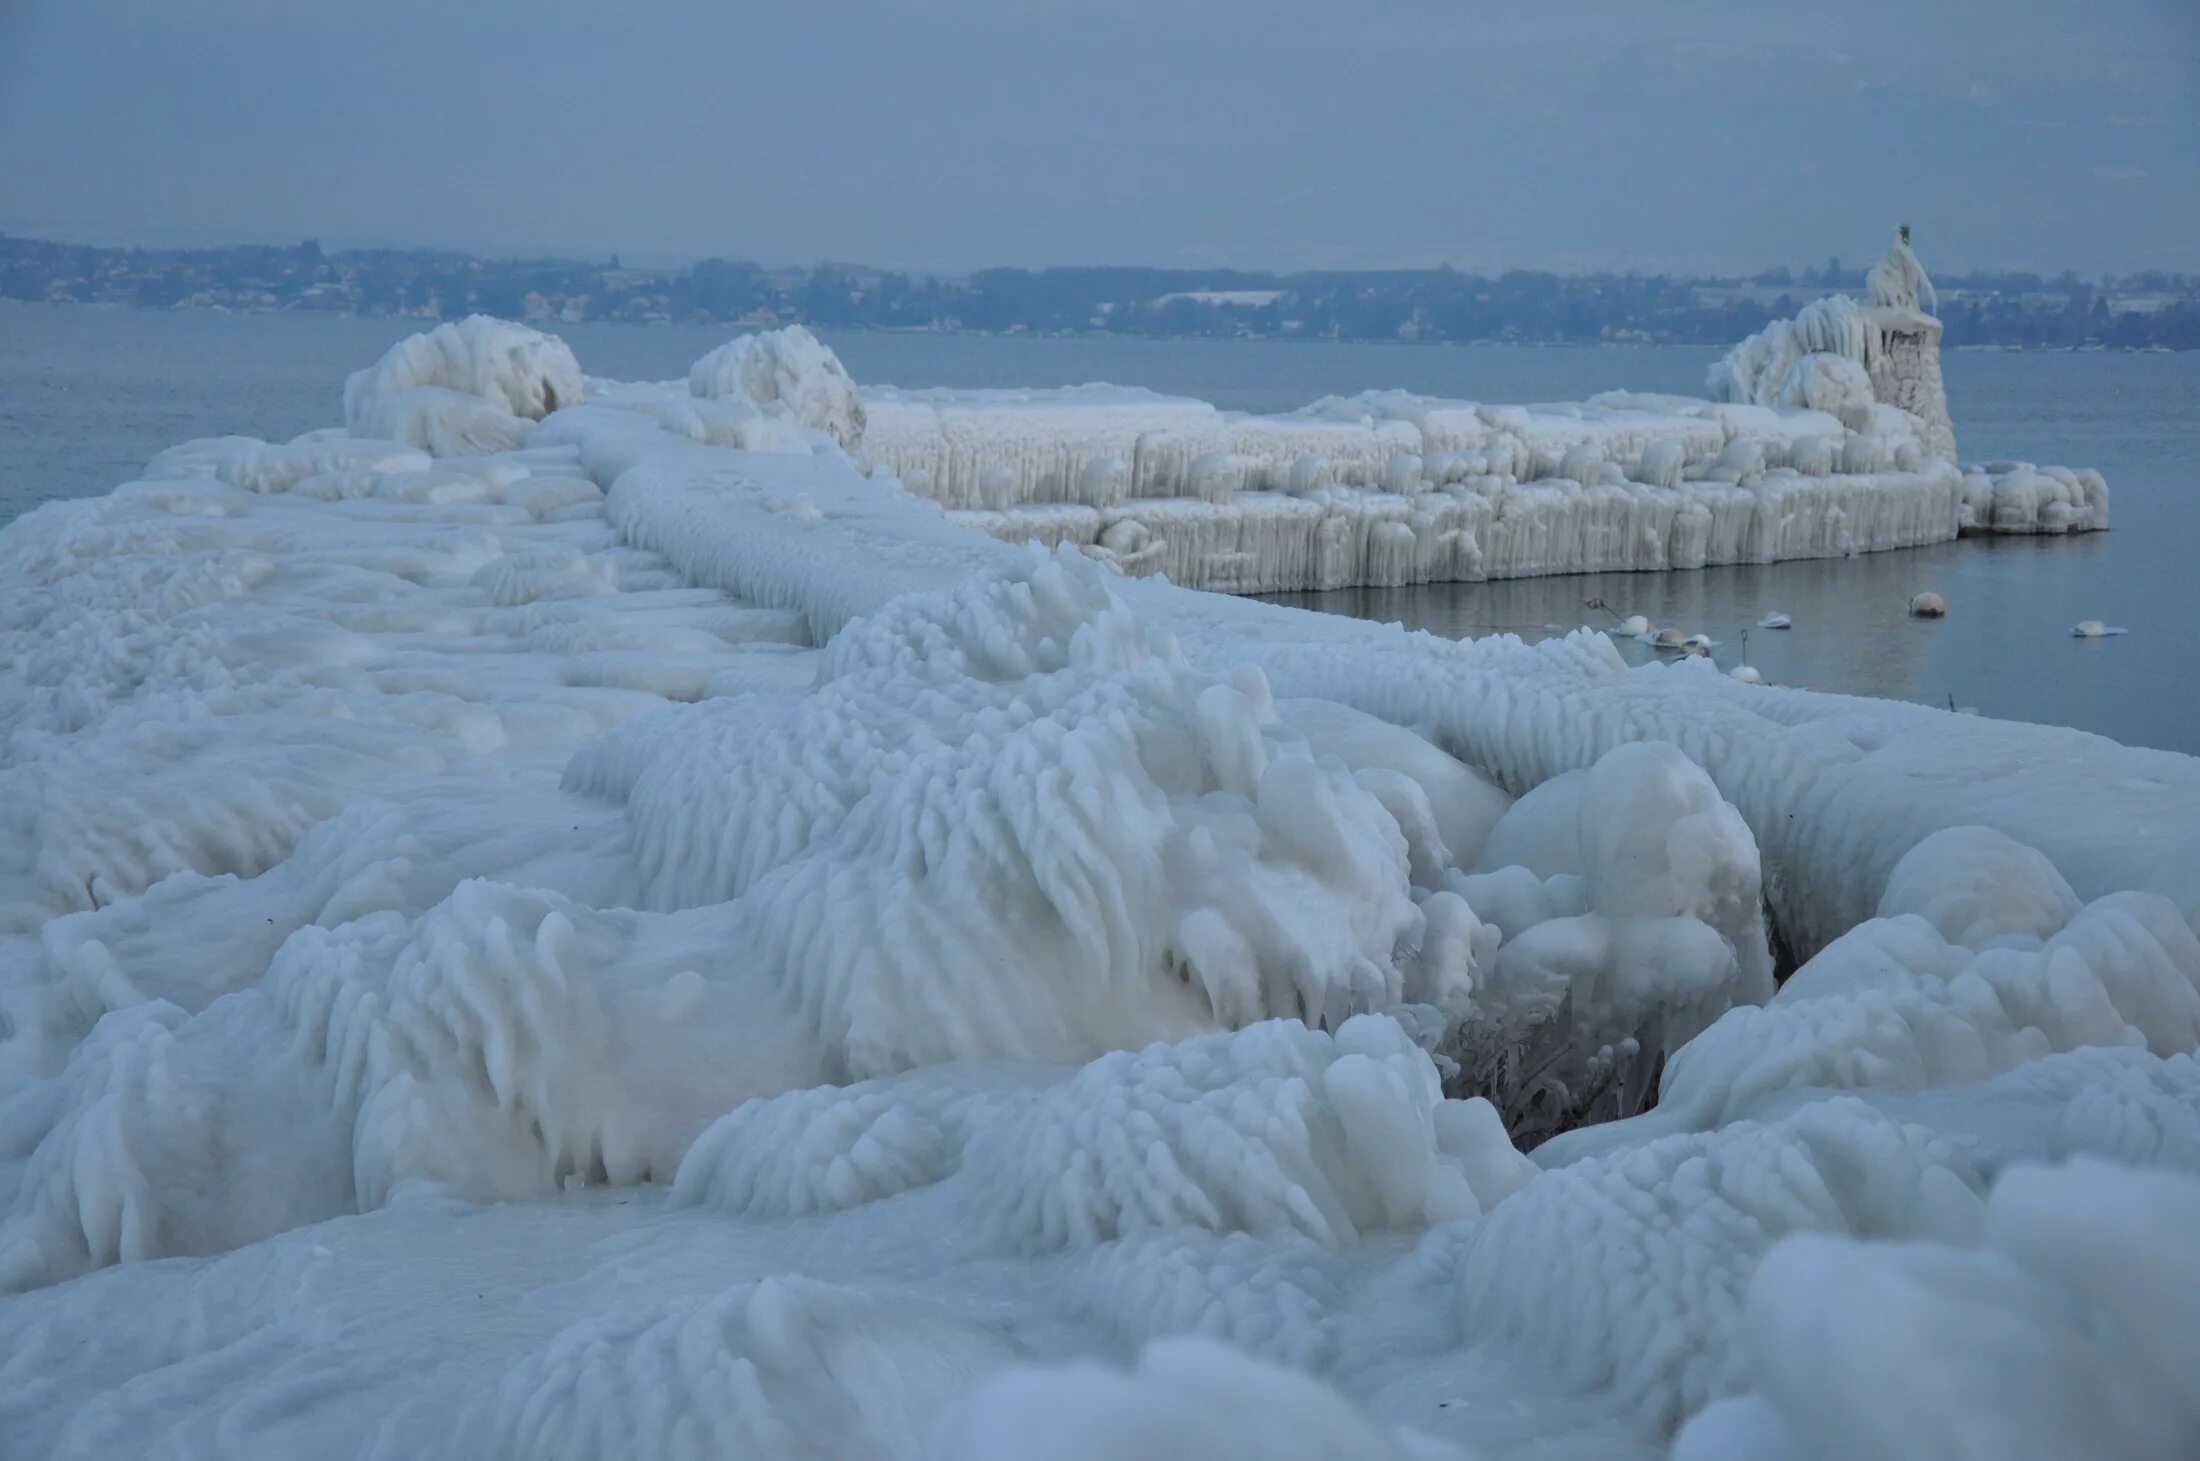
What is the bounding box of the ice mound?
[1775,350,1875,422]
[344,315,585,455]
[1274,698,1512,873]
[1452,741,1774,1071]
[929,1339,1468,1461]
[1960,460,2110,533]
[1674,1160,2200,1461]
[1535,841,2200,1163]
[690,324,866,449]
[568,543,1487,1072]
[0,866,797,1289]
[675,1016,1537,1242]
[1708,296,1878,412]
[1876,824,2083,946]
[1456,1099,1984,1434]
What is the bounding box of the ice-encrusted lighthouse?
[1710,226,1956,461]
[1862,228,1958,460]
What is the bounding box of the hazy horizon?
[2,1,2194,278]
[2,221,2191,286]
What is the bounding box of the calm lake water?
[4,301,2196,753]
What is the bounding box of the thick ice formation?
[343,315,586,455]
[676,1017,1536,1241]
[1866,226,1939,315]
[2,313,2193,1461]
[1710,232,1956,462]
[690,323,867,449]
[1451,741,1774,1090]
[1674,1160,2200,1461]
[869,381,1984,592]
[1960,459,2110,534]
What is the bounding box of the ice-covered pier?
[0,233,2189,1461]
[851,232,2107,592]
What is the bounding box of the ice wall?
[855,381,1993,592]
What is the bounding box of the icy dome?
[0,311,2193,1461]
[343,314,586,455]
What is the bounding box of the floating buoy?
[1617,614,1650,637]
[1909,592,1946,619]
[1729,665,1764,683]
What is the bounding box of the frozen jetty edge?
[0,253,2193,1461]
[853,231,2105,592]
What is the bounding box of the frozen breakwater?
[857,235,2105,593]
[892,393,2106,593]
[2,279,2195,1461]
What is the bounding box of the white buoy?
[1729,665,1764,683]
[1758,612,1792,630]
[1617,614,1650,637]
[1681,633,1714,655]
[1909,592,1947,619]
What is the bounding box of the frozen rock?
[689,324,866,449]
[344,315,584,455]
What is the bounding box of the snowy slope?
[0,321,2192,1461]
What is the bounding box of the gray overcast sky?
[1,0,2193,275]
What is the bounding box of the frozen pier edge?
[0,268,2192,1461]
[856,231,2104,592]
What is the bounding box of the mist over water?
[4,301,2194,751]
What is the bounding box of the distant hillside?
[5,235,2194,350]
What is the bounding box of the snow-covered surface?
[2,318,2193,1461]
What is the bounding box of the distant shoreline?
[3,298,2192,354]
[8,233,2194,351]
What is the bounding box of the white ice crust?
[0,308,2189,1461]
